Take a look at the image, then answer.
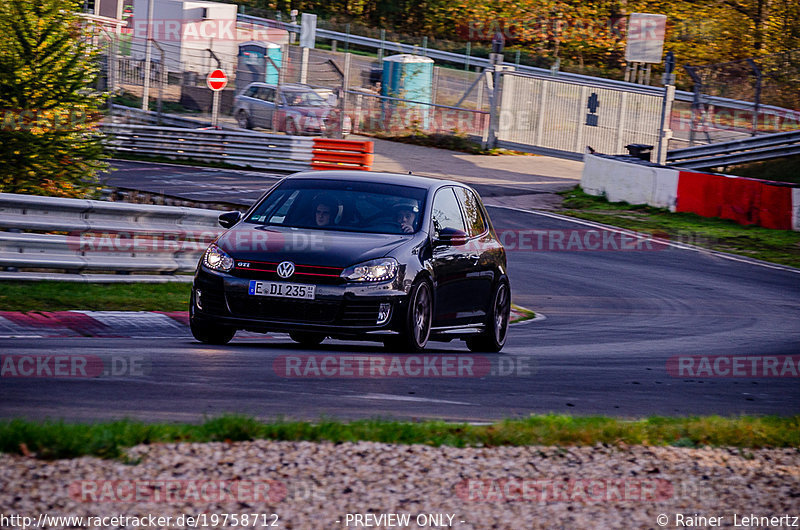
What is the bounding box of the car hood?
[216,225,411,267]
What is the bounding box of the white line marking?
[351,393,472,405]
[485,203,800,275]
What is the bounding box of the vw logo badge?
[276,261,295,278]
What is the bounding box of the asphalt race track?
[2,202,799,422]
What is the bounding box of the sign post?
[299,13,317,85]
[625,13,666,85]
[206,69,228,128]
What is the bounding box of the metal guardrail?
[0,193,227,279]
[238,14,798,120]
[666,129,800,169]
[103,123,314,172]
[108,104,235,129]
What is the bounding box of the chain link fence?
[683,49,800,145]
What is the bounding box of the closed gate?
[497,72,666,160]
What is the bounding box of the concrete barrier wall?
[580,154,678,211]
[581,153,800,231]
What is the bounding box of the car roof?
[287,170,464,191]
[245,82,315,90]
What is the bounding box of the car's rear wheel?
[466,280,510,353]
[289,331,326,347]
[385,279,432,352]
[236,110,252,129]
[190,316,236,345]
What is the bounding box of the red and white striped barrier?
[581,154,800,231]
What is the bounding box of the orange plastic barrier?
[676,170,794,229]
[311,138,374,171]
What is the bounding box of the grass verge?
[0,415,796,460]
[558,187,800,268]
[0,281,192,312]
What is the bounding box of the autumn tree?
[0,0,108,197]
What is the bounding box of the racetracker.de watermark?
[68,480,286,504]
[0,355,149,378]
[455,478,675,503]
[273,355,534,378]
[491,229,670,252]
[667,355,800,378]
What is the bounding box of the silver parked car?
[232,82,351,136]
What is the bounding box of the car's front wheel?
[289,331,326,347]
[190,316,236,345]
[466,280,510,353]
[385,279,432,352]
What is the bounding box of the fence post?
[338,53,352,139]
[747,58,762,137]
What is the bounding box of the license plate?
[248,280,315,300]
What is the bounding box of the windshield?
[283,90,326,107]
[245,179,427,235]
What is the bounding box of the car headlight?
[341,258,398,282]
[203,244,234,272]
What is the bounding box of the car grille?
[225,295,382,326]
[198,289,228,315]
[231,261,344,285]
[227,295,339,323]
[340,302,382,326]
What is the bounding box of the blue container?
[237,41,282,90]
[264,43,281,84]
[381,54,434,130]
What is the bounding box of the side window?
[454,187,487,237]
[244,86,257,98]
[431,188,466,236]
[256,87,275,102]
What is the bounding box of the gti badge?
[276,261,295,278]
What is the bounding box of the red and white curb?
[0,307,542,338]
[0,311,190,338]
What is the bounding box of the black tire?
[289,331,326,347]
[190,316,235,345]
[236,110,252,129]
[384,279,433,353]
[466,280,510,353]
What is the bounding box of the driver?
[312,194,339,227]
[393,199,419,234]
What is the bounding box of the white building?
[126,0,287,76]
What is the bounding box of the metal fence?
[496,72,665,159]
[683,49,800,145]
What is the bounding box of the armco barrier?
[311,138,374,171]
[0,193,225,280]
[581,153,800,231]
[103,124,314,172]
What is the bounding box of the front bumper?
[192,267,408,337]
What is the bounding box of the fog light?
[195,290,203,310]
[377,303,391,325]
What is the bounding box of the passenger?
[393,200,419,234]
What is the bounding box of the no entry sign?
[206,69,228,91]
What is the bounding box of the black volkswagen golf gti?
[190,171,511,352]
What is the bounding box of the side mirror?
[435,227,468,246]
[218,211,242,229]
